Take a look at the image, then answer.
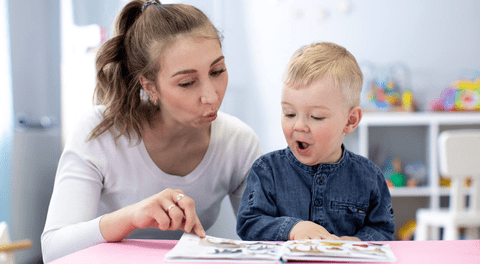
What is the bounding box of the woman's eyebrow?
[171,56,225,78]
[210,55,224,67]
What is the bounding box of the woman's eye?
[210,68,226,77]
[178,79,196,88]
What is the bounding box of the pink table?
[50,239,480,264]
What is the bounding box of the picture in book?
[282,239,397,262]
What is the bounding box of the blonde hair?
[90,0,221,142]
[283,42,363,108]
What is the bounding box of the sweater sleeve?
[41,110,107,263]
[224,114,263,216]
[228,138,262,215]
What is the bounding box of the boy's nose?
[293,118,309,132]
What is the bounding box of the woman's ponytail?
[90,1,144,142]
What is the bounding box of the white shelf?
[362,112,480,126]
[356,111,480,203]
[389,187,431,197]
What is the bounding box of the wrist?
[99,207,137,242]
[288,221,304,240]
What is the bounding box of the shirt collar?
[286,144,349,174]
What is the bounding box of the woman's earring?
[149,94,158,106]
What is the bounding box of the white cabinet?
[344,112,480,237]
[352,112,480,200]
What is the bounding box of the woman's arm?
[42,137,204,263]
[41,149,106,263]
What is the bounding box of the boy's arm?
[353,172,395,241]
[236,161,302,241]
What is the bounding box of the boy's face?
[281,76,350,166]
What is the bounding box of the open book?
[164,233,397,262]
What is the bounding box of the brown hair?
[283,42,363,108]
[89,0,221,142]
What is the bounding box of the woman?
[41,1,262,262]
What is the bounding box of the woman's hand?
[289,221,340,240]
[99,188,205,242]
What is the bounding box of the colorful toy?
[398,220,416,241]
[367,79,402,110]
[404,162,428,186]
[401,89,416,112]
[361,62,416,112]
[390,173,406,187]
[429,77,480,111]
[439,176,471,187]
[382,157,406,187]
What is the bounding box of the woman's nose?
[200,81,218,104]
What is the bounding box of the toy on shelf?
[439,176,471,187]
[429,75,480,112]
[360,62,417,112]
[404,162,428,187]
[382,157,406,187]
[401,89,416,112]
[397,220,416,241]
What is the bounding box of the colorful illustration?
[283,239,393,262]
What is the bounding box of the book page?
[281,239,397,262]
[164,233,283,262]
[165,234,397,263]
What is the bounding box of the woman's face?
[154,36,227,128]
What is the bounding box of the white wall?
[220,0,480,153]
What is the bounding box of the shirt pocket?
[330,200,367,235]
[331,201,367,214]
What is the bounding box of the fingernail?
[201,230,206,237]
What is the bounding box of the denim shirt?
[237,145,395,241]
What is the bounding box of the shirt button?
[316,178,325,185]
[314,199,323,207]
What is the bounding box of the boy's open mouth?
[297,141,310,150]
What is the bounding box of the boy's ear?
[344,106,362,135]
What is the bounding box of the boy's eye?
[284,113,296,118]
[210,68,226,77]
[312,116,325,120]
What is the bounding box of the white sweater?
[41,106,262,263]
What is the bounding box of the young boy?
[237,42,394,242]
